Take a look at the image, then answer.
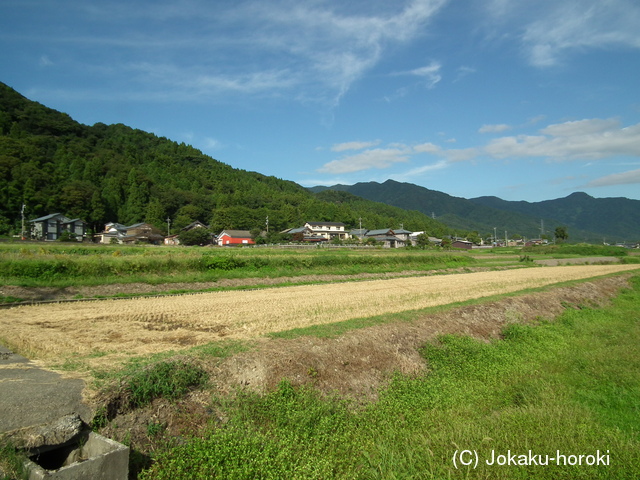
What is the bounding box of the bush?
[122,359,208,409]
[178,228,212,246]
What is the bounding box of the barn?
[217,230,255,246]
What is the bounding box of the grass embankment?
[521,243,631,257]
[0,244,475,288]
[141,276,640,480]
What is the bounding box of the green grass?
[0,244,478,288]
[0,442,28,480]
[140,275,640,480]
[522,243,630,257]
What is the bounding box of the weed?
[0,442,28,480]
[123,359,208,409]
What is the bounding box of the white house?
[303,221,349,241]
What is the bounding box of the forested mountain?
[470,192,640,243]
[312,180,640,243]
[0,82,449,238]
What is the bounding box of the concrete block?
[25,432,129,480]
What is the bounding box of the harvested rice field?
[1,264,637,366]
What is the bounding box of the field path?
[1,264,638,363]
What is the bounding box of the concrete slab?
[0,344,92,436]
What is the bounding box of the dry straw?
[1,265,637,365]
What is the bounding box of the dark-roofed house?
[96,222,164,244]
[29,213,87,241]
[217,230,255,246]
[164,220,211,245]
[365,228,406,248]
[452,240,473,250]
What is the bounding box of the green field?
[139,275,640,479]
[0,243,481,289]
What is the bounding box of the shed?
[217,230,255,246]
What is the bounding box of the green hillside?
[0,82,449,238]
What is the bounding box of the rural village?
[26,212,554,249]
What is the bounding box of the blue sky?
[1,0,640,202]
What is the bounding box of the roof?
[183,221,208,231]
[394,229,412,234]
[350,229,368,236]
[366,229,394,236]
[218,229,253,238]
[29,213,66,222]
[305,221,345,227]
[285,227,309,234]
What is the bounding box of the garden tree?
[415,233,431,249]
[466,231,481,244]
[555,226,569,243]
[178,228,212,246]
[249,227,263,242]
[364,236,378,246]
[440,237,452,249]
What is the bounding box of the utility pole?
[359,217,362,232]
[265,215,269,234]
[21,204,26,240]
[166,217,171,236]
[494,227,497,246]
[505,230,507,247]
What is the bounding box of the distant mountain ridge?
[311,180,640,243]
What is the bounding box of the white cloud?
[481,0,640,67]
[483,119,640,160]
[407,61,442,88]
[21,0,449,105]
[318,148,411,174]
[391,159,449,181]
[586,168,640,187]
[454,65,476,82]
[413,142,442,154]
[521,1,640,67]
[478,124,511,134]
[331,140,381,152]
[39,55,53,67]
[316,118,640,179]
[392,61,442,89]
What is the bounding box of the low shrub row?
[0,252,475,280]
